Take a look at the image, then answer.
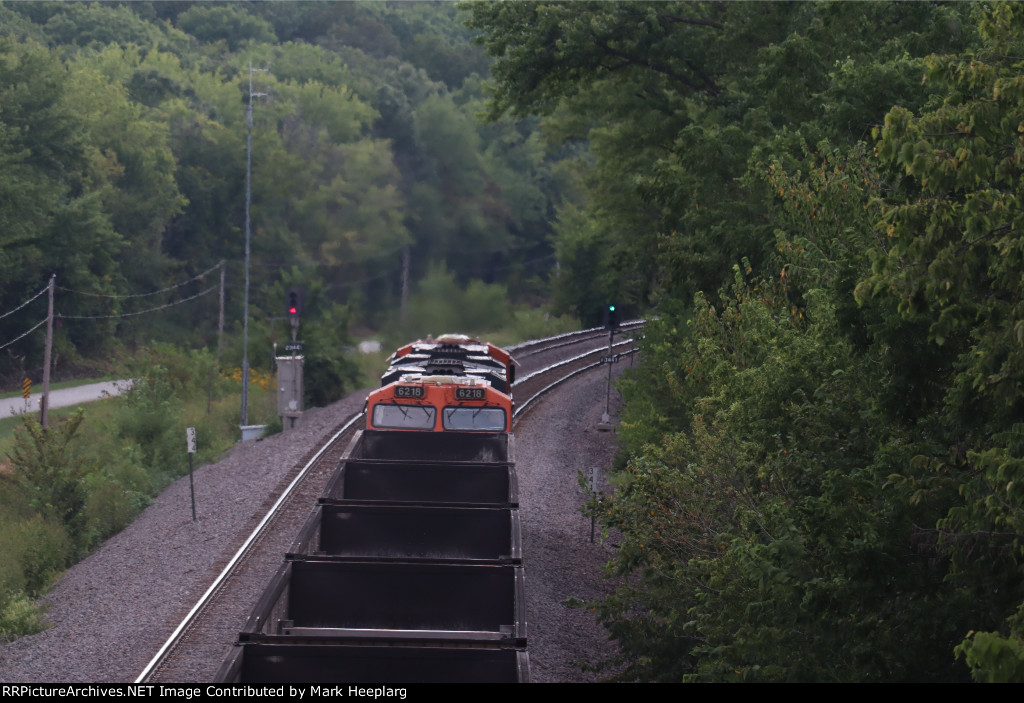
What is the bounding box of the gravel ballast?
[0,365,626,683]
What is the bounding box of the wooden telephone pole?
[40,275,54,428]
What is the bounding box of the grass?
[0,370,279,640]
[0,405,109,454]
[0,381,276,465]
[0,377,126,451]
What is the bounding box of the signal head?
[603,303,620,330]
[286,286,305,319]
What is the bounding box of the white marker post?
[186,427,197,522]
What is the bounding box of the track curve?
[137,324,641,683]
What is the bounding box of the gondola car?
[366,335,515,433]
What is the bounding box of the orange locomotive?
[366,335,515,433]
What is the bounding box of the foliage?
[594,148,976,679]
[113,370,181,489]
[466,0,971,321]
[0,513,71,598]
[400,263,511,340]
[863,4,1024,681]
[0,342,278,640]
[39,2,169,49]
[80,462,152,550]
[0,1,572,390]
[957,627,1024,683]
[0,35,124,374]
[0,509,70,639]
[302,301,361,408]
[467,0,1024,682]
[176,5,277,50]
[112,343,239,484]
[5,412,94,552]
[0,590,48,641]
[506,307,580,345]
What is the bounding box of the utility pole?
[40,275,54,429]
[208,261,227,415]
[241,61,267,428]
[217,260,225,363]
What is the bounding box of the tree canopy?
[469,0,1024,682]
[0,1,571,388]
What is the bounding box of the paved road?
[0,380,131,418]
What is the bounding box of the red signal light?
[286,286,304,319]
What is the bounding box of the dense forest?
[468,1,1024,682]
[0,0,575,398]
[3,0,1024,682]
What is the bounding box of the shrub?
[0,591,48,641]
[81,469,151,549]
[6,412,93,555]
[0,513,71,641]
[114,366,184,484]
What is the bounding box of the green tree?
[0,37,124,374]
[465,1,971,315]
[597,144,976,681]
[176,5,277,51]
[66,46,187,295]
[38,2,165,49]
[866,4,1024,681]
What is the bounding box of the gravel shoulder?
[0,364,627,683]
[0,391,369,683]
[514,367,625,682]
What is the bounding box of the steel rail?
[508,319,644,358]
[514,337,636,388]
[136,325,642,681]
[514,341,638,420]
[135,411,365,683]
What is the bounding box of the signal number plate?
[395,385,424,398]
[456,387,485,400]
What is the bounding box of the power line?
[0,285,49,321]
[0,318,47,351]
[60,285,219,320]
[58,261,224,299]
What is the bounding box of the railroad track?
[137,323,641,683]
[507,319,643,360]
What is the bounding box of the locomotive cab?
[367,374,512,433]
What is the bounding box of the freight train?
[217,336,528,683]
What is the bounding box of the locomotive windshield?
[372,403,436,430]
[442,406,506,431]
